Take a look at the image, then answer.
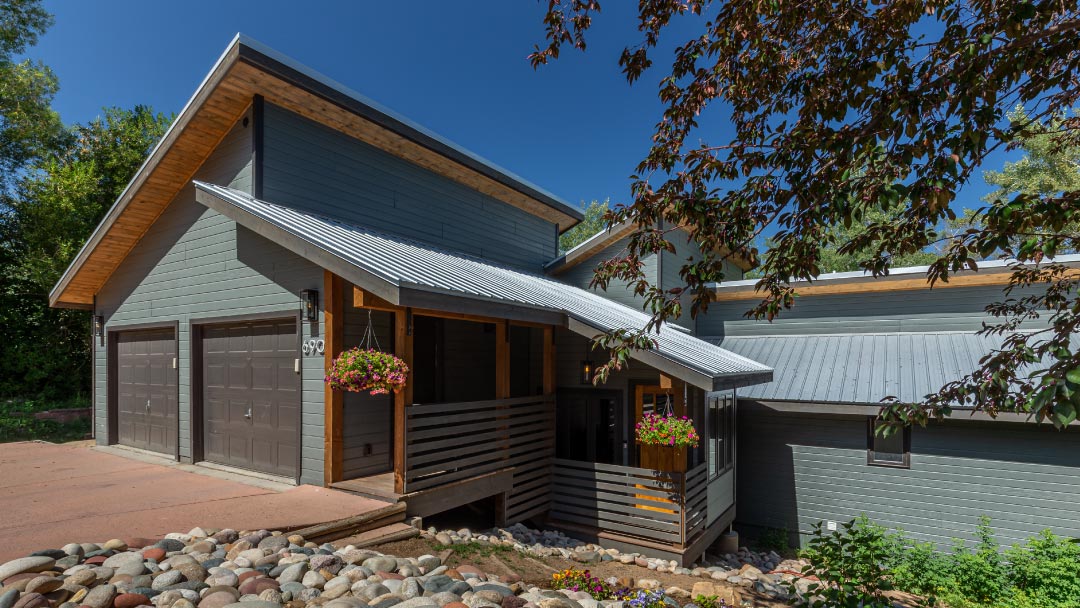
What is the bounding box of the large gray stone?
[0,588,20,608]
[82,583,117,608]
[0,556,55,581]
[362,557,397,573]
[102,552,144,569]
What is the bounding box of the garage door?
[116,328,177,455]
[202,319,299,477]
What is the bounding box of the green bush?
[0,397,91,443]
[795,515,1080,608]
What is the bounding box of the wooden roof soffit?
[50,35,581,309]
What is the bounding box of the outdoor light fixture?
[581,359,594,385]
[93,315,104,338]
[300,289,319,322]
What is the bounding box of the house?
[49,35,773,565]
[703,260,1080,549]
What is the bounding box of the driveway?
[0,441,390,560]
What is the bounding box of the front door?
[201,319,299,477]
[555,389,622,464]
[115,328,177,455]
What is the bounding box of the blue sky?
[33,0,1007,216]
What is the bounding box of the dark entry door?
[202,318,299,477]
[116,328,177,455]
[556,389,622,465]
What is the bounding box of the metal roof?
[710,332,1003,404]
[194,181,773,391]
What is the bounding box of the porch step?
[329,522,420,549]
[289,501,408,544]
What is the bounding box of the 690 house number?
[302,339,325,356]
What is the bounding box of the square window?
[867,418,910,468]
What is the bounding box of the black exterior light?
[93,315,104,338]
[581,359,594,385]
[300,289,319,322]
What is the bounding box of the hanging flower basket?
[325,347,409,396]
[636,412,699,473]
[635,412,700,448]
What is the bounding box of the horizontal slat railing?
[551,459,710,547]
[404,396,555,516]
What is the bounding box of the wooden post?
[495,320,510,399]
[393,308,414,494]
[542,326,555,396]
[323,271,344,486]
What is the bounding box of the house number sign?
[302,338,325,356]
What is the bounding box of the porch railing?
[404,395,555,521]
[551,459,709,547]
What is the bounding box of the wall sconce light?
[581,359,594,385]
[93,315,104,338]
[300,289,319,322]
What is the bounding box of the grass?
[0,396,92,443]
[433,541,514,559]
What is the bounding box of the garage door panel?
[114,328,177,455]
[202,318,298,478]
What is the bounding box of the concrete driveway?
[0,441,390,560]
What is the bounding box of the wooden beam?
[495,320,510,399]
[324,271,345,486]
[352,287,561,328]
[393,308,414,494]
[711,268,1080,302]
[542,326,556,396]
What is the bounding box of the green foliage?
[0,106,171,400]
[0,397,90,443]
[558,199,609,252]
[530,1,1080,427]
[692,595,729,608]
[0,0,62,191]
[1004,530,1080,607]
[756,527,790,553]
[787,516,904,608]
[796,515,1080,608]
[984,106,1080,204]
[431,541,511,559]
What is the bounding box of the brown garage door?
[202,318,299,477]
[115,328,177,455]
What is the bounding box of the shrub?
[324,348,408,395]
[786,516,908,608]
[947,516,1008,604]
[693,594,730,608]
[1004,530,1080,607]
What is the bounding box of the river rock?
[82,583,117,608]
[0,589,19,608]
[0,556,55,581]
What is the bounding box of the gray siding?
[699,284,1047,338]
[261,103,557,271]
[341,305,394,479]
[659,228,743,328]
[736,408,1080,548]
[559,238,656,313]
[94,111,327,485]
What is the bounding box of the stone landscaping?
[422,524,809,601]
[0,526,810,608]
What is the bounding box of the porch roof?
[193,181,773,391]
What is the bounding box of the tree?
[1,106,171,399]
[0,0,63,191]
[559,199,610,251]
[530,1,1080,428]
[984,106,1080,203]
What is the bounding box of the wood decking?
[331,472,399,502]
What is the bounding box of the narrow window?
[708,391,735,478]
[867,418,910,468]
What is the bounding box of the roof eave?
[49,35,245,309]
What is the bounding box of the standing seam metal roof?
[710,332,1004,404]
[193,181,772,390]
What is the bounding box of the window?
[707,391,735,478]
[867,418,910,468]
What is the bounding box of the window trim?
[866,418,911,468]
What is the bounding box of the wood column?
[323,271,344,486]
[393,308,414,494]
[495,321,510,399]
[542,326,556,396]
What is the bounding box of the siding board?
[736,409,1080,548]
[94,111,326,485]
